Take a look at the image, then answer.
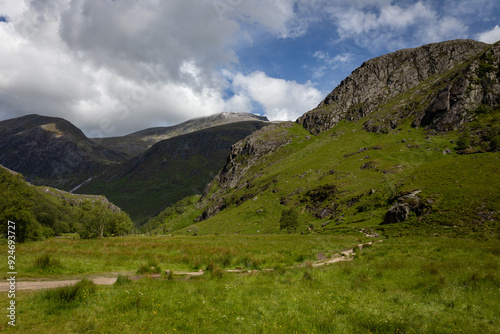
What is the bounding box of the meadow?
[1,235,499,333]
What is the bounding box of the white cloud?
[0,0,497,137]
[477,25,500,44]
[230,71,323,121]
[313,51,351,64]
[327,1,468,50]
[0,0,322,136]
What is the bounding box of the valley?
[0,39,499,333]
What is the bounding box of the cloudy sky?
[1,0,499,137]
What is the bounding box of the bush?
[279,208,299,233]
[456,131,471,151]
[42,279,96,304]
[34,254,61,270]
[490,135,500,151]
[114,275,132,286]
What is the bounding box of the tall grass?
[1,235,361,279]
[3,236,499,333]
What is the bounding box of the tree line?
[0,167,133,242]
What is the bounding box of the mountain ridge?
[0,114,126,190]
[96,112,269,158]
[0,112,270,192]
[298,39,492,134]
[77,120,271,224]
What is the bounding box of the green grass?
[159,119,498,239]
[2,236,499,333]
[0,235,362,279]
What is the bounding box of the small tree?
[279,208,299,233]
[77,200,133,239]
[77,201,108,239]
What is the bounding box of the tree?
[77,200,133,239]
[1,206,43,242]
[279,208,299,233]
[108,211,134,236]
[78,201,108,239]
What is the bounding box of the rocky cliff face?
[215,122,294,189]
[297,39,493,134]
[196,122,295,221]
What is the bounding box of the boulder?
[384,203,410,224]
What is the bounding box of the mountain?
[0,165,132,242]
[0,114,126,190]
[97,112,269,158]
[297,39,490,134]
[149,39,500,238]
[77,120,270,224]
[0,112,270,224]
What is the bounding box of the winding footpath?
[0,240,382,292]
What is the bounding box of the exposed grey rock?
[297,40,491,134]
[383,190,431,224]
[196,122,295,221]
[384,203,411,224]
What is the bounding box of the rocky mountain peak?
[297,39,492,134]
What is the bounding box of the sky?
[0,0,499,137]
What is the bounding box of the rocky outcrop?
[297,39,491,134]
[196,122,295,221]
[216,122,294,189]
[383,190,431,224]
[416,42,500,131]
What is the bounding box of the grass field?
[1,235,499,333]
[0,235,364,279]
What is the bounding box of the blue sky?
[1,0,499,136]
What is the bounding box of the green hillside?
[147,40,500,238]
[146,117,499,237]
[0,166,133,242]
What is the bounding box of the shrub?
[34,254,61,270]
[114,275,132,286]
[456,131,471,151]
[42,279,96,304]
[490,135,500,151]
[279,208,299,233]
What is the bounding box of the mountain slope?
[0,165,131,241]
[77,121,270,224]
[150,39,500,238]
[0,114,126,190]
[97,112,269,158]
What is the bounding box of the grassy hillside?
[148,41,500,238]
[149,113,499,238]
[0,166,132,241]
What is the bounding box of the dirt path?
[0,240,382,291]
